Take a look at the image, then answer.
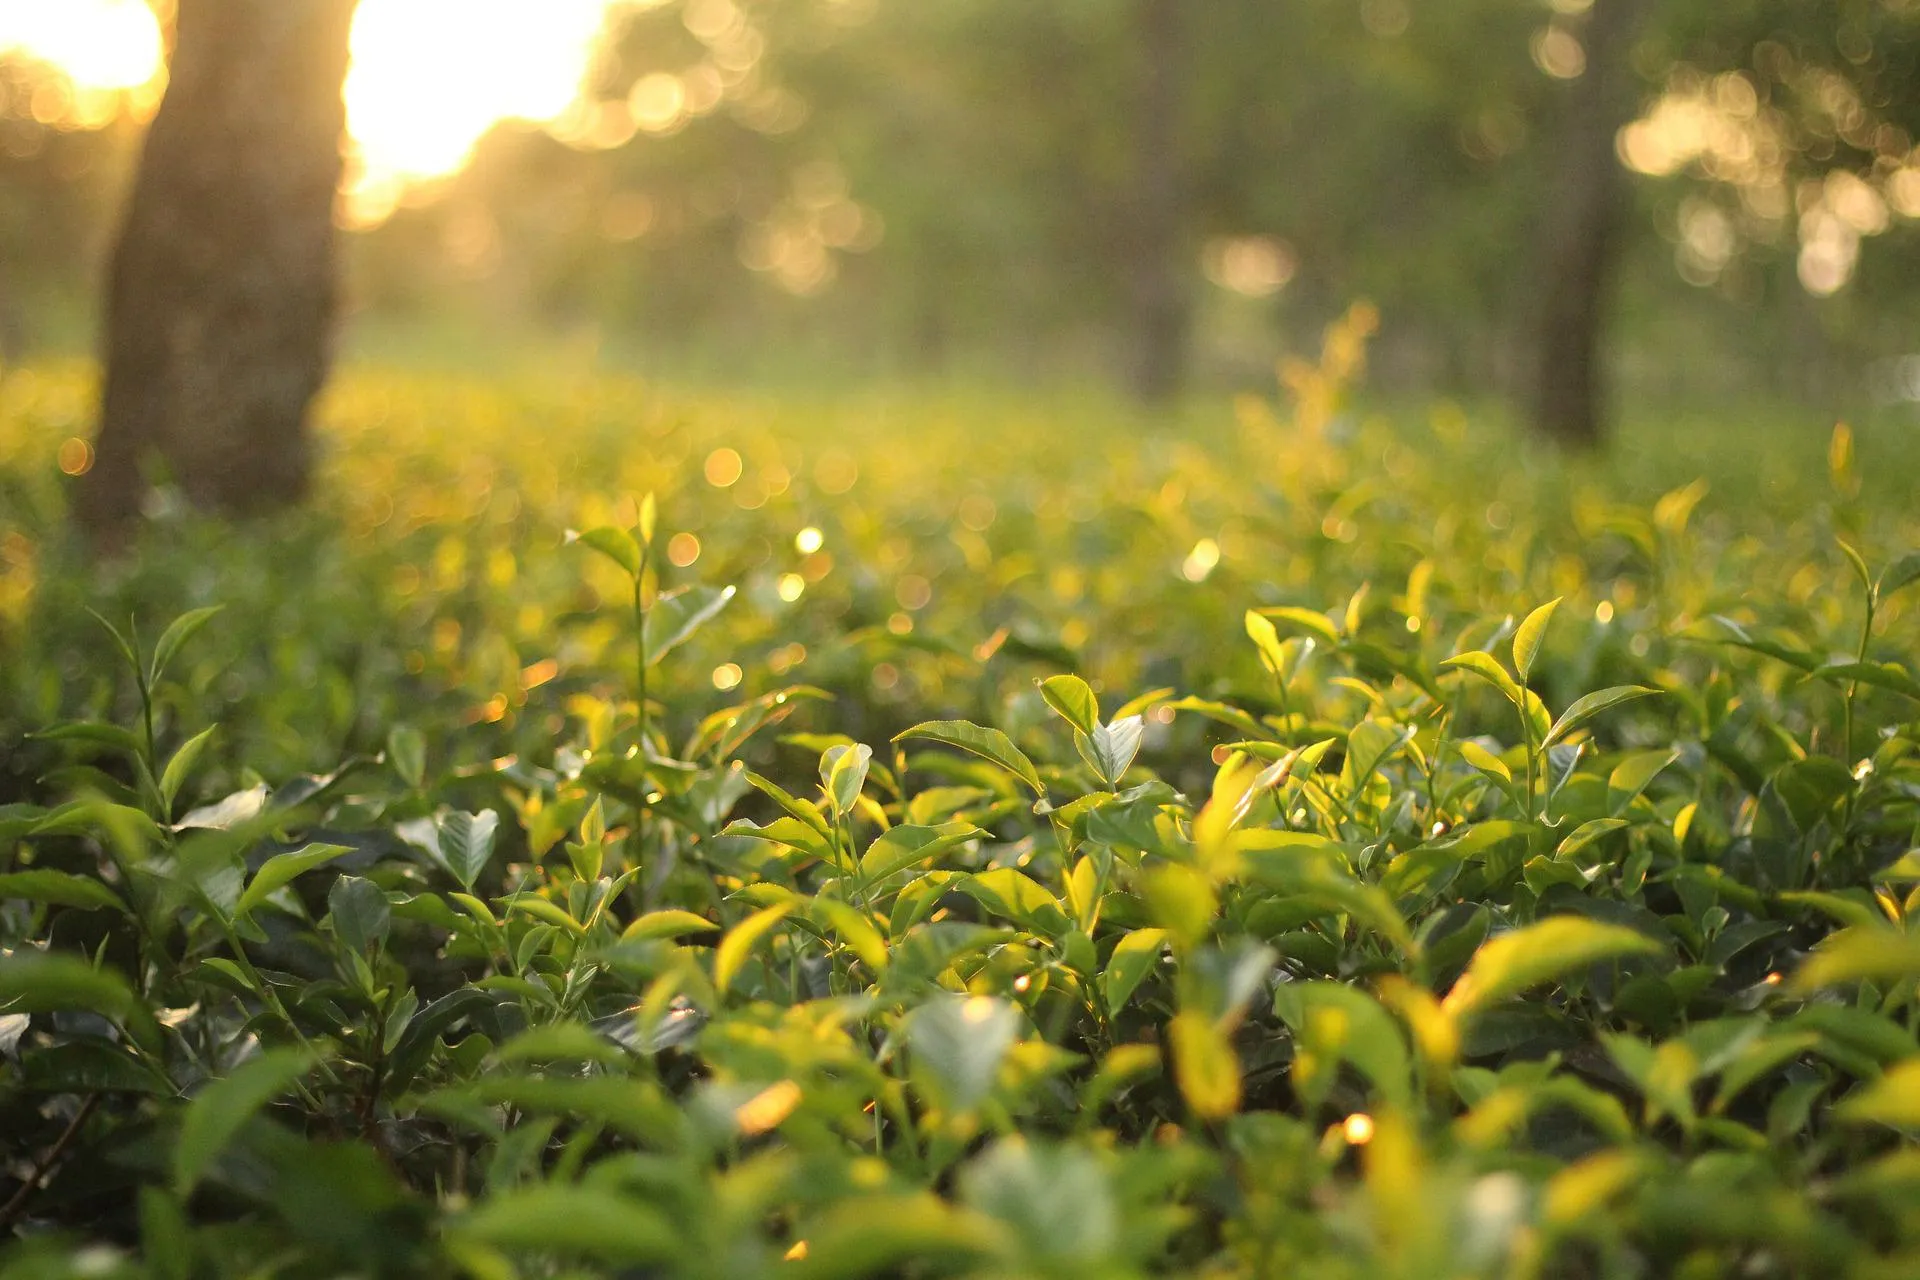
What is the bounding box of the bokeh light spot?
[705,447,744,487]
[56,437,94,476]
[667,532,701,567]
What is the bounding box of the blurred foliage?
[3,317,1920,1273]
[9,2,1920,403]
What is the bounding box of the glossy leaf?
[1038,673,1100,735]
[621,909,721,942]
[1102,927,1168,1013]
[1512,597,1560,682]
[566,525,642,576]
[894,719,1046,797]
[1546,686,1662,745]
[859,822,985,883]
[235,843,351,918]
[1444,918,1664,1020]
[714,903,792,995]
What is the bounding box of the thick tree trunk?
[75,0,358,538]
[1125,0,1191,405]
[1527,0,1646,448]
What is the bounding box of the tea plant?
[3,333,1920,1277]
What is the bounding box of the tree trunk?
[74,0,358,539]
[1527,0,1646,448]
[1125,0,1191,405]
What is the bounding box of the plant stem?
[634,545,651,753]
[0,1093,101,1231]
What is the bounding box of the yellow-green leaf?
[1443,918,1662,1021]
[1512,597,1561,682]
[714,904,792,996]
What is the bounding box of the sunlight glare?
[342,0,618,222]
[0,0,162,93]
[0,0,626,226]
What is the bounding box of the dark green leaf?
[174,1047,320,1195]
[235,843,351,918]
[0,869,128,913]
[148,605,224,686]
[328,875,391,953]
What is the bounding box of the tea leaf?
[895,719,1046,797]
[1877,550,1920,601]
[860,822,985,882]
[643,583,737,664]
[456,1185,681,1263]
[438,809,500,890]
[174,1047,320,1195]
[621,909,721,942]
[909,994,1018,1112]
[1512,597,1560,682]
[567,525,643,577]
[0,870,128,914]
[1444,918,1663,1020]
[821,742,873,817]
[1547,686,1662,745]
[386,723,427,788]
[1102,928,1168,1013]
[322,877,387,956]
[235,843,351,918]
[148,605,224,686]
[714,903,792,995]
[158,725,217,815]
[1836,1059,1920,1128]
[1792,927,1920,993]
[1076,715,1143,787]
[1038,673,1100,735]
[1168,1011,1240,1120]
[1441,650,1524,709]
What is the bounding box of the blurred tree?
[1527,0,1649,447]
[1125,0,1194,403]
[75,0,358,539]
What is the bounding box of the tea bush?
[4,322,1920,1278]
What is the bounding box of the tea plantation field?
[5,328,1920,1278]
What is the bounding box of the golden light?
[0,0,162,93]
[667,532,701,567]
[960,995,997,1024]
[711,663,744,691]
[56,437,94,477]
[705,447,744,488]
[341,0,617,224]
[0,0,627,226]
[1182,538,1221,583]
[795,527,825,555]
[733,1079,801,1136]
[1342,1112,1376,1146]
[1203,235,1296,298]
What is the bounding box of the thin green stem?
[634,547,651,753]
